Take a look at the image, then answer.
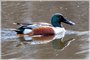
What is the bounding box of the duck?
[14,13,75,36]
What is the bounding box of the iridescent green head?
[51,13,75,27]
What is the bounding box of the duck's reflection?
[16,34,75,50]
[52,38,75,50]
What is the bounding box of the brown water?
[1,1,89,59]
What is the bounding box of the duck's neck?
[51,17,62,27]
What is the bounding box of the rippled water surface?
[1,1,89,59]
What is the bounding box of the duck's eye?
[57,15,61,18]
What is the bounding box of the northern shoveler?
[14,13,75,36]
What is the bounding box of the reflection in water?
[52,38,75,50]
[16,34,75,50]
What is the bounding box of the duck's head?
[51,13,75,27]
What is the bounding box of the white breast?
[51,27,66,38]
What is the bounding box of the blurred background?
[1,1,89,59]
[1,1,89,31]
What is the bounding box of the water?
[1,1,89,59]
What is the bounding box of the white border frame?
[0,0,89,60]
